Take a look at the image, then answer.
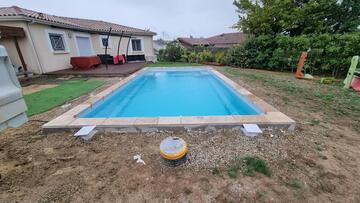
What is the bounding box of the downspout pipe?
[26,20,45,74]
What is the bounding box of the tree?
[233,0,360,36]
[158,41,183,62]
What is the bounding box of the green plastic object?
[344,56,359,89]
[320,77,336,84]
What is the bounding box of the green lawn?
[221,66,360,118]
[24,79,105,116]
[147,62,202,67]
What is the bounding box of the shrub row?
[158,42,226,65]
[158,33,360,76]
[226,33,360,76]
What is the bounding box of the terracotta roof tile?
[0,6,155,36]
[178,32,247,48]
[207,32,247,47]
[178,37,209,46]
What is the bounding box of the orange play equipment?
[294,51,318,80]
[295,52,308,79]
[294,52,341,83]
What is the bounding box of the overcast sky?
[1,0,239,40]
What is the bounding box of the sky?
[0,0,240,40]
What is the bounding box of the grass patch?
[147,62,202,67]
[227,156,242,179]
[24,79,105,116]
[227,156,271,178]
[243,156,272,177]
[283,179,305,199]
[284,179,302,189]
[222,67,360,118]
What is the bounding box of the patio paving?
[45,62,146,77]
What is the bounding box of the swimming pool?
[79,68,263,118]
[43,66,295,131]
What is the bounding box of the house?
[177,37,209,49]
[178,32,246,49]
[153,39,168,55]
[0,6,156,74]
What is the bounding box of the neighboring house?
[178,32,246,49]
[177,37,209,49]
[153,39,168,55]
[0,6,156,74]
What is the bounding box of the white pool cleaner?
[0,46,28,132]
[160,137,188,167]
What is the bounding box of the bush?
[198,50,215,63]
[215,51,226,65]
[158,41,183,62]
[188,51,199,63]
[226,33,360,76]
[225,45,250,67]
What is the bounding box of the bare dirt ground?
[1,67,359,202]
[22,84,59,95]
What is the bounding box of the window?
[131,39,142,51]
[48,33,65,51]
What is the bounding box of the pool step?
[108,76,149,117]
[206,75,239,115]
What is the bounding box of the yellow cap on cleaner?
[160,137,188,160]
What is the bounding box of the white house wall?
[0,21,42,74]
[0,21,156,74]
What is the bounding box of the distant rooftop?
[178,32,246,48]
[177,37,210,46]
[0,6,156,36]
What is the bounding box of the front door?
[76,36,93,56]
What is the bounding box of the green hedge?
[158,41,183,62]
[225,33,360,76]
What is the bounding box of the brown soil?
[1,68,359,202]
[22,84,59,95]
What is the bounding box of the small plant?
[242,156,272,177]
[183,187,192,195]
[227,156,242,179]
[255,190,266,199]
[226,155,271,178]
[211,166,221,176]
[283,179,305,199]
[285,179,302,189]
[227,165,240,179]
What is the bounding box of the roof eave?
[0,15,156,36]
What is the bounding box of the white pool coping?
[43,66,295,131]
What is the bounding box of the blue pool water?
[79,68,263,118]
